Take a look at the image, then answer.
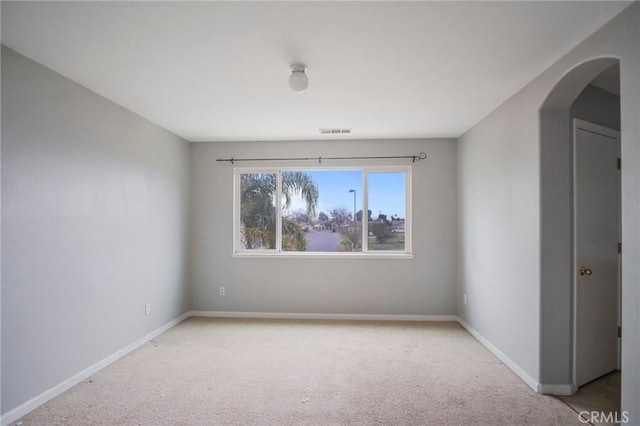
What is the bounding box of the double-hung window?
[234,166,411,256]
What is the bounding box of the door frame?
[571,118,621,386]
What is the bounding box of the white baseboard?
[1,312,191,426]
[188,310,458,322]
[455,317,540,393]
[537,383,577,396]
[3,311,545,425]
[2,310,456,424]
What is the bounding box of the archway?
[539,57,620,394]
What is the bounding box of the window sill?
[231,252,415,259]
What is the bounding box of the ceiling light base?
[289,64,309,93]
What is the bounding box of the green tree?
[281,171,319,218]
[240,172,319,250]
[356,209,372,222]
[329,207,350,225]
[369,214,393,243]
[282,218,307,251]
[240,173,276,249]
[340,227,362,252]
[377,213,391,225]
[288,209,309,224]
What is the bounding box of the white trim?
[1,312,191,426]
[574,118,621,139]
[3,311,549,425]
[405,168,412,253]
[537,383,577,396]
[456,317,539,393]
[275,170,283,252]
[188,310,457,322]
[362,170,369,249]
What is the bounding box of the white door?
[574,119,620,387]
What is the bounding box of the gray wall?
[458,92,542,381]
[2,2,639,422]
[538,73,621,387]
[1,7,3,417]
[571,84,620,131]
[1,47,191,414]
[458,3,639,421]
[190,139,457,316]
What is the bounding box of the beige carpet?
[15,318,582,425]
[558,371,621,426]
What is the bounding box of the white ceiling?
[1,1,631,142]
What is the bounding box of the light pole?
[349,189,356,228]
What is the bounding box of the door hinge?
[618,326,622,338]
[618,242,622,254]
[618,158,621,170]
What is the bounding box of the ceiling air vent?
[319,128,351,135]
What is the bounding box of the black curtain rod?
[216,152,427,164]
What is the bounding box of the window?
[238,172,277,251]
[367,171,407,251]
[234,167,411,256]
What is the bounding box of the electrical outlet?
[220,287,225,296]
[463,294,467,305]
[145,303,150,315]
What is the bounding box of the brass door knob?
[580,267,593,276]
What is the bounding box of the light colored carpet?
[15,318,582,425]
[558,371,621,425]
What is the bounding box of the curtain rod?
[216,152,427,164]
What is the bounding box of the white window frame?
[233,166,413,258]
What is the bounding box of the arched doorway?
[539,57,621,395]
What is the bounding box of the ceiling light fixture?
[289,64,308,93]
